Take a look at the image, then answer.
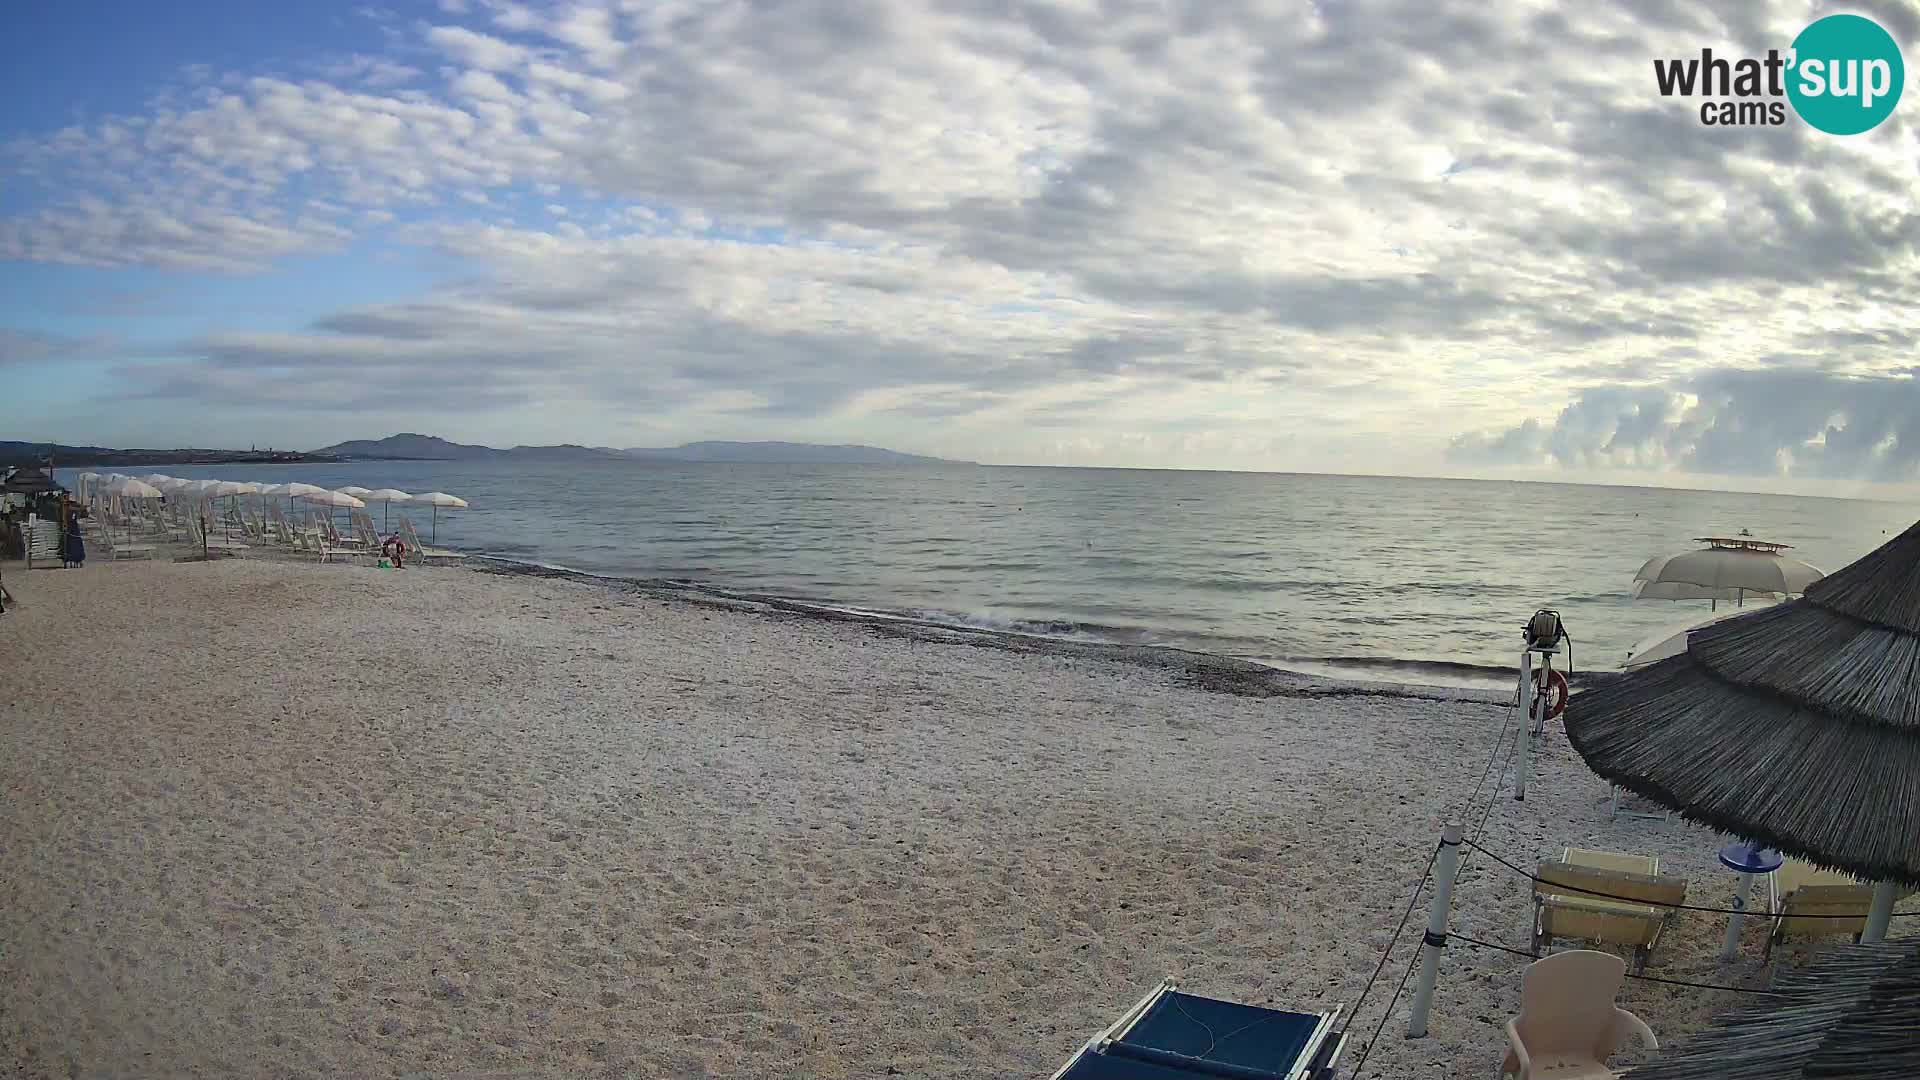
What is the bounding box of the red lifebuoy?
[1532,668,1569,720]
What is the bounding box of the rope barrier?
[1349,949,1421,1077]
[1456,699,1518,827]
[1447,932,1787,996]
[1462,838,1915,919]
[1342,839,1442,1032]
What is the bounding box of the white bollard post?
[1863,881,1898,942]
[1515,651,1534,801]
[1407,822,1464,1039]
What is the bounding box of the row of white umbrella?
[75,472,469,539]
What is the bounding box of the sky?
[2,0,1918,497]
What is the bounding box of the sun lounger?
[1762,859,1879,959]
[1532,848,1688,973]
[399,515,464,562]
[1048,979,1346,1080]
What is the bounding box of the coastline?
[0,554,1862,1077]
[467,555,1534,706]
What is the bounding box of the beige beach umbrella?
[208,482,255,541]
[106,478,163,499]
[337,485,372,498]
[302,490,365,509]
[362,488,412,531]
[280,482,327,517]
[302,489,366,536]
[1633,536,1824,610]
[411,491,467,544]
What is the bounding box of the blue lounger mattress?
[1053,982,1346,1080]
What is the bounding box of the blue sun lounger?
[1048,979,1348,1080]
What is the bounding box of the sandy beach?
[0,555,1893,1078]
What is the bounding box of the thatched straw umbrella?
[1567,518,1920,936]
[1626,940,1920,1079]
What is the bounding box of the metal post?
[1407,823,1463,1038]
[1863,881,1898,943]
[1720,872,1753,961]
[1515,651,1534,801]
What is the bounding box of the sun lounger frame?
[1532,849,1687,974]
[1047,978,1346,1080]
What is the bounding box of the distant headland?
[0,441,339,468]
[313,433,972,466]
[0,434,971,468]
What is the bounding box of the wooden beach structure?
[1625,940,1920,1079]
[1568,517,1920,936]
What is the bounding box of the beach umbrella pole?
[1863,882,1897,942]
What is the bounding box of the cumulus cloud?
[0,0,1917,479]
[1447,370,1920,482]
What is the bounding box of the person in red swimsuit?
[381,532,407,569]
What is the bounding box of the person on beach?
[62,505,86,569]
[381,532,407,569]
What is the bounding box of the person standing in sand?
[61,502,86,569]
[382,531,407,569]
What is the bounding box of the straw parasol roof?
[1567,518,1920,885]
[1626,940,1920,1080]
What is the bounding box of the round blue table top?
[1719,841,1784,874]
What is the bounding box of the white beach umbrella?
[1629,580,1746,602]
[107,478,163,499]
[278,482,327,516]
[411,491,467,544]
[140,473,174,486]
[1621,606,1772,670]
[362,488,412,531]
[302,488,365,537]
[336,486,373,498]
[1632,536,1824,610]
[205,482,255,540]
[301,490,366,509]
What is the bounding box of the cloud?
[1448,370,1920,482]
[0,329,111,367]
[0,0,1917,478]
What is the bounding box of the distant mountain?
[313,433,499,460]
[622,441,966,465]
[315,434,967,465]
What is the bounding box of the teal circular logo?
[1787,14,1905,135]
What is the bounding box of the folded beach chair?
[1499,950,1655,1080]
[1532,848,1687,973]
[1762,858,1878,960]
[399,514,464,562]
[1048,979,1346,1080]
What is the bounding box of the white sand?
[0,557,1894,1078]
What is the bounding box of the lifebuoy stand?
[1514,641,1564,801]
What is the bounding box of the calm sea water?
[63,461,1916,686]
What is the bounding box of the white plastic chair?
[1500,950,1655,1080]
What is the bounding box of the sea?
[59,461,1917,688]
